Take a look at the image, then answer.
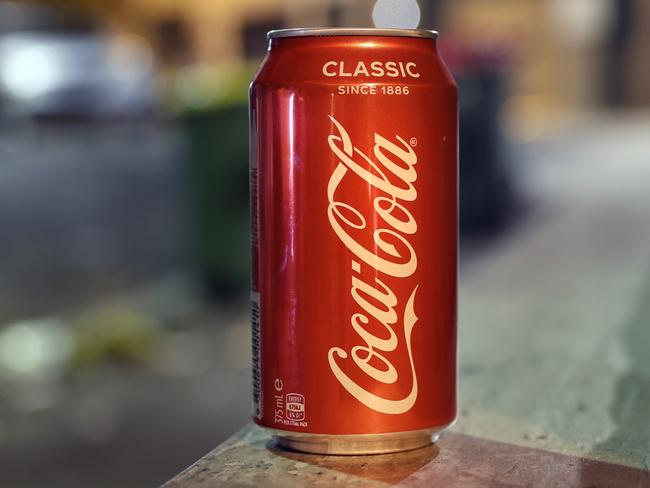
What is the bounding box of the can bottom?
[268,425,450,455]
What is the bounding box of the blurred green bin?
[183,103,250,299]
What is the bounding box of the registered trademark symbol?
[409,137,418,147]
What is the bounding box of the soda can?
[250,28,457,454]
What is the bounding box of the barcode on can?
[251,291,262,419]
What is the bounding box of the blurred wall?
[626,1,650,106]
[443,0,604,111]
[76,0,376,63]
[444,0,650,112]
[51,0,650,111]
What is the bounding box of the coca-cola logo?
[326,115,419,414]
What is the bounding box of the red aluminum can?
[250,28,457,454]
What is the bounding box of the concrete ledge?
[164,423,650,487]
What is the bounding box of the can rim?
[268,28,438,40]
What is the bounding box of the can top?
[268,28,438,41]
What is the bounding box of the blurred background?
[1,0,649,486]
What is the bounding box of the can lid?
[268,28,438,40]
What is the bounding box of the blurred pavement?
[0,121,184,321]
[456,112,650,472]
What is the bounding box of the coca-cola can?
[250,28,457,454]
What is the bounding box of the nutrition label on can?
[251,292,262,419]
[272,377,308,428]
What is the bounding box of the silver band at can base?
[267,424,451,455]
